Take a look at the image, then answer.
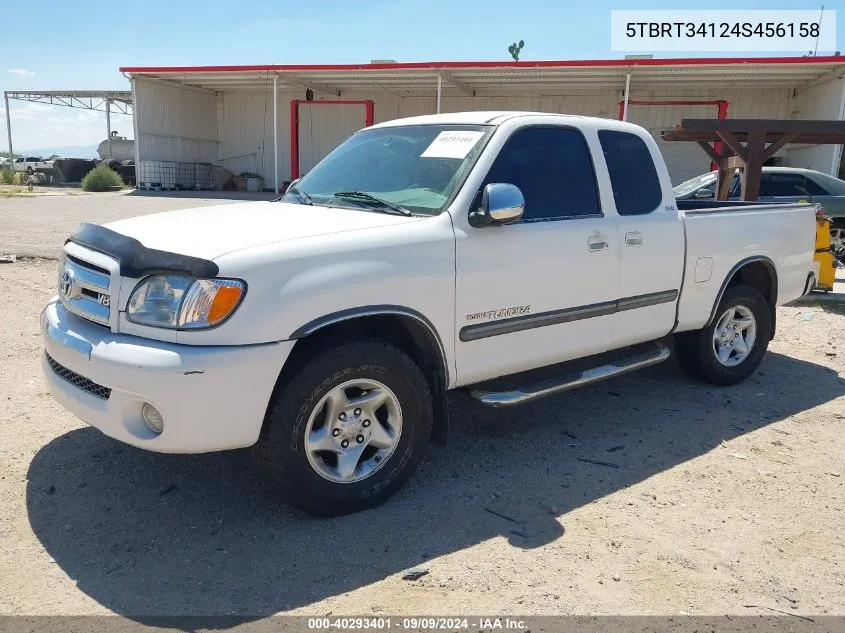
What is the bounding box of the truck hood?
[104,201,420,260]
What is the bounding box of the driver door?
[452,124,621,386]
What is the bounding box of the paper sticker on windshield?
[421,131,484,159]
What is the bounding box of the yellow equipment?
[814,212,836,292]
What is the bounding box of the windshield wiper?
[284,185,313,205]
[332,191,412,216]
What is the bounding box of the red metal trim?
[291,100,378,106]
[619,99,730,170]
[120,56,845,74]
[289,99,374,180]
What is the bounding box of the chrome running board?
[469,341,671,407]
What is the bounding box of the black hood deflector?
[66,223,219,278]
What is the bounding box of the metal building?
[120,56,845,191]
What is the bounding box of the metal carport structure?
[119,55,845,193]
[3,90,133,162]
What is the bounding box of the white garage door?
[625,103,718,185]
[298,102,369,176]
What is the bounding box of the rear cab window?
[598,130,663,215]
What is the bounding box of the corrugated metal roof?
[120,56,845,93]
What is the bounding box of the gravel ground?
[0,193,842,622]
[0,189,274,259]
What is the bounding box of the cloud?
[8,68,35,76]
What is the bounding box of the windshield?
[284,124,492,215]
[673,172,717,197]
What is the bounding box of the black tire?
[256,337,433,516]
[674,284,772,386]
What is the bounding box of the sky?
[1,0,841,153]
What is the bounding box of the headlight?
[127,275,245,329]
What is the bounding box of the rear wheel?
[675,284,772,386]
[256,337,433,516]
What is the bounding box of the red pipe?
[618,99,730,171]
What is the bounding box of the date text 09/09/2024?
[625,22,820,38]
[307,617,527,630]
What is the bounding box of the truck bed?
[674,201,817,333]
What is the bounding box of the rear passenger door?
[598,129,684,346]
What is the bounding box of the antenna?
[814,4,823,55]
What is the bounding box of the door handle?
[625,231,643,247]
[587,234,608,252]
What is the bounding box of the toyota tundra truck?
[41,112,818,516]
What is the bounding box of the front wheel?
[674,284,772,386]
[256,337,433,516]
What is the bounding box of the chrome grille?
[58,257,112,326]
[46,353,112,400]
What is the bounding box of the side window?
[728,174,741,198]
[762,173,806,197]
[26,157,39,162]
[598,130,663,215]
[803,177,829,196]
[482,126,600,221]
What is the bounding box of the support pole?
[741,131,766,201]
[436,75,442,114]
[130,78,141,186]
[4,93,12,165]
[622,74,631,122]
[106,98,112,159]
[273,75,278,194]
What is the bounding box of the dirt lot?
[0,189,273,259]
[0,193,843,622]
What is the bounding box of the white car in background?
[13,156,54,174]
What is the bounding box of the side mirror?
[469,183,525,227]
[694,188,715,199]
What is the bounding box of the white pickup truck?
[13,156,53,174]
[41,112,818,515]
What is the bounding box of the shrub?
[81,164,124,192]
[0,167,16,185]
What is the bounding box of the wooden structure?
[661,119,845,201]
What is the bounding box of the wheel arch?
[285,306,451,446]
[706,256,778,339]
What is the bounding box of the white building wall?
[138,78,810,188]
[217,88,401,185]
[400,87,791,183]
[134,78,217,163]
[785,75,845,175]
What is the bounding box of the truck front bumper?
[41,298,294,453]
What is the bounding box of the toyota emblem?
[60,269,74,297]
